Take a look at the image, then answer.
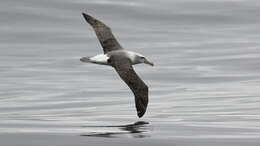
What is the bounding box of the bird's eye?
[140,57,145,59]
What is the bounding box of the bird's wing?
[110,56,148,118]
[82,13,123,54]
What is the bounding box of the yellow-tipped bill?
[144,59,154,66]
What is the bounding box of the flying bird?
[80,13,154,118]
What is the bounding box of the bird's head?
[135,54,154,66]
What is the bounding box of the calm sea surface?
[0,0,260,139]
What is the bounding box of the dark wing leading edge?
[110,56,149,118]
[82,13,123,54]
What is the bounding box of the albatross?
[80,13,154,118]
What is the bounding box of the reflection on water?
[80,121,149,138]
[0,0,260,139]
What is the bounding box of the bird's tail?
[80,56,92,63]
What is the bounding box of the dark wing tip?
[82,12,91,21]
[82,12,86,16]
[136,92,148,118]
[137,101,148,118]
[82,12,96,26]
[137,110,146,118]
[82,12,89,18]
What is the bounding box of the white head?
[133,53,154,66]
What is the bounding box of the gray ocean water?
[0,0,260,139]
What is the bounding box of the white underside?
[88,51,143,65]
[89,54,109,65]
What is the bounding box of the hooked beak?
[144,59,154,67]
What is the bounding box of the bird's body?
[80,13,154,118]
[83,54,109,65]
[81,50,146,66]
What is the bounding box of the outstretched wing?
[111,56,149,118]
[82,13,123,54]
